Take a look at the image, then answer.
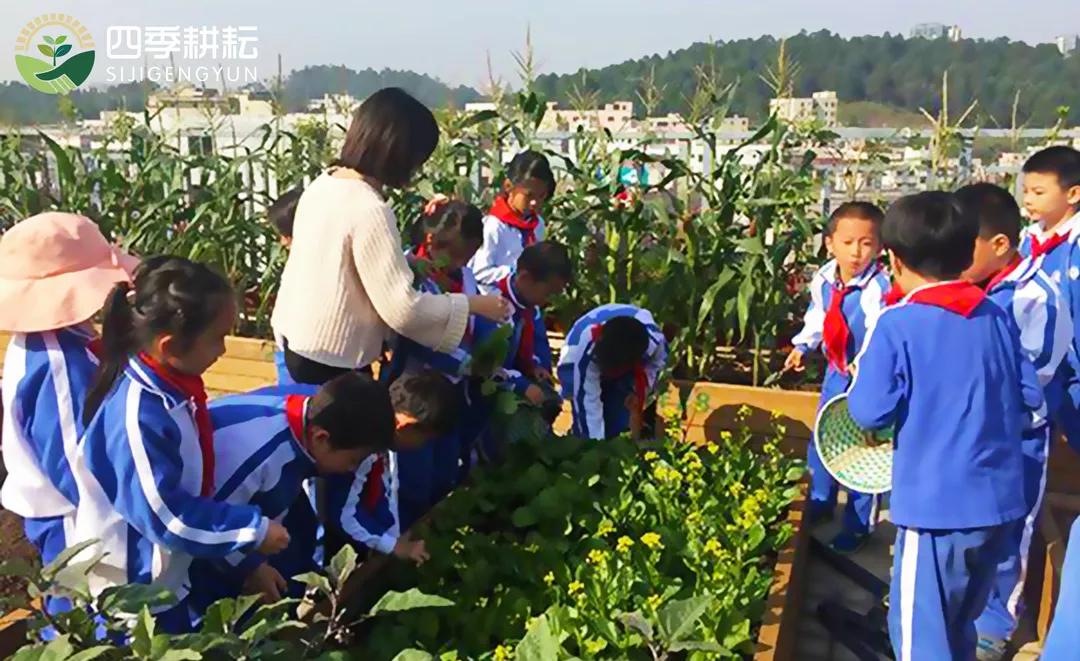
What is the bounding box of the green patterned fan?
[814,393,894,494]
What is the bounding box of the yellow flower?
[652,463,683,484]
[719,430,734,443]
[737,404,752,418]
[616,536,634,553]
[770,409,782,420]
[644,450,659,461]
[686,510,703,526]
[587,548,609,565]
[543,572,555,586]
[641,532,664,551]
[568,580,584,595]
[494,644,511,661]
[729,482,745,498]
[584,638,607,655]
[706,443,720,455]
[596,520,615,537]
[451,540,465,554]
[704,539,724,557]
[646,593,663,610]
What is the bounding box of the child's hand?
[864,430,886,447]
[424,194,451,216]
[525,384,546,406]
[532,367,554,385]
[243,562,288,603]
[469,295,512,323]
[393,537,430,565]
[784,348,806,372]
[256,521,291,555]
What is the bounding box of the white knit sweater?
[271,172,469,369]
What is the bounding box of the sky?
[2,0,1078,90]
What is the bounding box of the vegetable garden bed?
[0,332,818,659]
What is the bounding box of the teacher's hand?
[469,295,512,323]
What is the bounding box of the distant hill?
[1,31,1077,126]
[532,31,1079,126]
[279,65,482,112]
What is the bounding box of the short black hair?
[955,183,1022,246]
[389,370,460,437]
[517,241,573,283]
[825,201,885,237]
[1023,146,1080,190]
[268,187,303,239]
[409,200,483,248]
[336,87,440,189]
[506,150,556,198]
[309,372,396,452]
[882,191,977,280]
[594,315,649,372]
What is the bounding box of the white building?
[910,23,962,41]
[769,91,838,127]
[306,93,362,115]
[539,101,635,133]
[1056,34,1078,56]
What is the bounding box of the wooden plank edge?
[753,479,810,661]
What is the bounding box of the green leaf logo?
[14,15,96,95]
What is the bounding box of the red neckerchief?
[496,275,537,377]
[822,283,855,373]
[87,338,103,359]
[285,394,313,452]
[490,196,538,246]
[592,324,647,416]
[884,282,905,306]
[137,352,215,497]
[412,245,465,294]
[363,454,385,513]
[1031,231,1068,258]
[821,263,879,373]
[983,254,1023,292]
[905,281,987,317]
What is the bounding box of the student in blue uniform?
[1017,146,1080,445]
[266,187,303,385]
[186,371,396,612]
[557,304,668,440]
[71,256,291,633]
[383,201,486,512]
[325,371,460,564]
[493,241,572,402]
[847,192,1040,661]
[956,184,1074,659]
[468,150,556,293]
[0,212,136,626]
[785,202,889,553]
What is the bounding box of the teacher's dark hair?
[335,87,440,189]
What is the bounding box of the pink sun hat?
[0,212,139,333]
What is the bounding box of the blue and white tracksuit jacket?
[71,356,268,609]
[186,388,321,613]
[556,304,667,440]
[1,325,98,563]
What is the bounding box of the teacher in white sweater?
[271,88,510,384]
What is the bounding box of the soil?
[0,509,34,600]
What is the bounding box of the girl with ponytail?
[71,255,290,633]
